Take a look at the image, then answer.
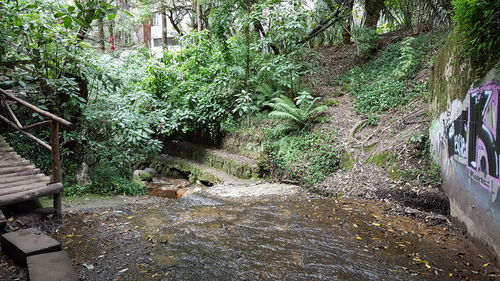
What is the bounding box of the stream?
[1,186,498,280]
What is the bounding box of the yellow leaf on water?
[353,224,358,228]
[66,234,74,238]
[483,263,490,267]
[425,264,431,269]
[448,273,453,277]
[7,217,13,222]
[372,223,381,226]
[356,236,363,240]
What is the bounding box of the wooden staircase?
[0,136,63,207]
[0,88,71,215]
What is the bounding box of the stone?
[132,170,153,182]
[144,167,157,176]
[27,251,78,281]
[0,228,61,266]
[76,162,92,186]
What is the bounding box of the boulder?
[75,162,92,186]
[132,170,153,182]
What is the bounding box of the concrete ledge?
[27,251,78,281]
[0,228,61,266]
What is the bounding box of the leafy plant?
[264,131,341,186]
[452,0,500,72]
[268,92,328,133]
[233,90,259,126]
[336,30,446,114]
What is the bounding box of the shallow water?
[123,193,496,281]
[12,191,496,281]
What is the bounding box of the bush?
[336,31,446,114]
[452,0,500,71]
[264,131,342,186]
[90,165,146,196]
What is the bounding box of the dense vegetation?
[0,0,486,195]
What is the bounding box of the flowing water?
[96,190,496,281]
[7,187,496,281]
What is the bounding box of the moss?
[138,172,152,181]
[330,91,345,98]
[429,29,477,116]
[339,153,356,171]
[366,152,403,179]
[323,99,340,107]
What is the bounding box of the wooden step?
[0,159,31,168]
[0,182,49,197]
[0,183,63,206]
[0,165,37,175]
[0,177,50,189]
[0,152,21,161]
[0,168,42,179]
[0,174,49,185]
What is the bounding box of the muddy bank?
[0,188,498,281]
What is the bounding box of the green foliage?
[336,31,446,114]
[264,131,342,186]
[401,132,442,186]
[268,92,328,133]
[351,27,380,57]
[91,165,146,196]
[64,184,93,197]
[383,0,452,33]
[452,0,500,71]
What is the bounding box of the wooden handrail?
[0,88,72,216]
[0,89,72,126]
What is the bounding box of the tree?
[365,0,384,28]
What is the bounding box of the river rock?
[132,170,153,182]
[75,162,92,186]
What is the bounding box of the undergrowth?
[264,131,342,186]
[332,30,447,116]
[65,165,146,196]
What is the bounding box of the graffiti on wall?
[446,80,500,191]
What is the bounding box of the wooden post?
[50,121,62,216]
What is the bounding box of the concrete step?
[151,155,252,186]
[164,141,261,179]
[0,228,61,266]
[27,251,78,281]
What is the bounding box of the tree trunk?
[342,0,354,44]
[365,0,384,29]
[98,17,105,51]
[143,21,152,48]
[162,8,168,50]
[196,1,202,32]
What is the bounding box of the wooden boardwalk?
[0,136,63,207]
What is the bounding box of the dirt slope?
[308,43,449,216]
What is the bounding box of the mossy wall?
[429,29,477,116]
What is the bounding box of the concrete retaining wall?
[430,69,500,264]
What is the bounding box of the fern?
[268,93,328,133]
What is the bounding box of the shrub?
[452,0,500,71]
[268,92,328,133]
[336,31,446,114]
[264,131,342,186]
